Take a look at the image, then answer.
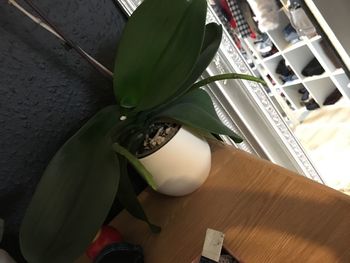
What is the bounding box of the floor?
[293,98,350,194]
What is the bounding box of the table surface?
[78,144,350,263]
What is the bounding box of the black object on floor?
[305,99,320,110]
[94,243,144,263]
[302,58,325,76]
[323,89,343,105]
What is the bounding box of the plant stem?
[191,73,266,90]
[8,0,113,80]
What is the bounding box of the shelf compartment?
[309,38,342,73]
[282,83,306,110]
[263,55,285,85]
[284,45,322,78]
[266,10,291,50]
[304,77,338,106]
[333,73,350,98]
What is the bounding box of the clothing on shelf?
[246,0,279,32]
[211,2,239,44]
[226,0,251,38]
[213,0,258,39]
[275,59,297,83]
[237,0,261,36]
[323,89,343,106]
[301,58,325,77]
[283,24,300,44]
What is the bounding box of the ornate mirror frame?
[116,0,324,183]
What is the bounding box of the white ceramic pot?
[139,127,211,196]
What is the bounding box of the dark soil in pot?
[136,122,181,158]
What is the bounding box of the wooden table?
[79,144,350,263]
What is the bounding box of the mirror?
[208,0,350,194]
[117,0,350,195]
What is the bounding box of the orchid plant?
[19,0,265,262]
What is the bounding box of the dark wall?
[0,0,126,260]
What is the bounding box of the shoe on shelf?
[302,58,325,77]
[323,89,343,105]
[254,33,273,53]
[305,99,320,110]
[301,90,309,101]
[298,87,307,94]
[261,47,279,58]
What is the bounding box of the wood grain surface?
[77,144,350,263]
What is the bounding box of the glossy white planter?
[139,127,211,196]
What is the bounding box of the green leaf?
[157,89,243,143]
[0,218,4,243]
[113,142,157,190]
[191,73,266,90]
[20,106,122,263]
[117,156,161,233]
[175,23,223,96]
[114,0,207,111]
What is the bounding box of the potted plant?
[19,0,265,262]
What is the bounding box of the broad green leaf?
[175,23,223,97]
[157,89,243,143]
[113,142,157,190]
[20,106,121,263]
[0,218,4,243]
[117,156,161,233]
[114,0,207,111]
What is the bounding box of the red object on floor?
[86,226,123,260]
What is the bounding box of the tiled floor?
[293,98,350,194]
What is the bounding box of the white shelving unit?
[242,2,350,125]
